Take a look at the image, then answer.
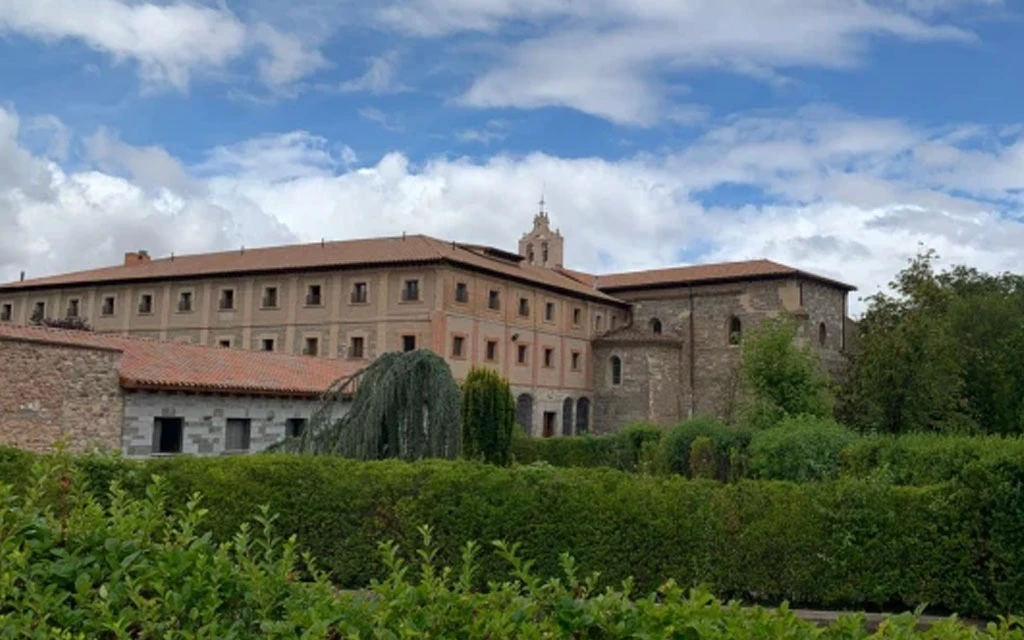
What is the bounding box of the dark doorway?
[543,411,556,438]
[516,394,534,434]
[562,398,574,436]
[153,417,183,454]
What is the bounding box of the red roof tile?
[595,259,856,291]
[0,324,356,397]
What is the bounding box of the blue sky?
[1,0,1023,313]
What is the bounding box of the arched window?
[650,318,663,334]
[516,394,534,434]
[562,398,574,436]
[541,242,549,264]
[575,398,590,434]
[610,355,622,385]
[526,244,535,263]
[728,316,742,345]
[818,322,827,347]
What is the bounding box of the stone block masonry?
[0,339,124,453]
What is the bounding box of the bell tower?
[518,195,564,268]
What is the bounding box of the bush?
[3,451,1022,618]
[509,424,665,472]
[461,367,515,465]
[659,417,753,480]
[840,433,1024,485]
[689,436,716,479]
[6,455,1016,637]
[750,415,858,482]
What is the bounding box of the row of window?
[451,336,583,370]
[152,416,308,454]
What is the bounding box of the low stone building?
[0,324,355,457]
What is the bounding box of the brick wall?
[0,338,124,453]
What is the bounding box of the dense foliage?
[658,417,753,480]
[3,449,1024,619]
[461,366,515,465]
[840,249,1024,435]
[5,455,1020,638]
[276,349,462,460]
[749,415,859,482]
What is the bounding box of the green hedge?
[750,415,858,482]
[840,433,1024,485]
[3,449,1021,618]
[510,423,663,471]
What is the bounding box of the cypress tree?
[460,367,515,466]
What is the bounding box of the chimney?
[19,271,24,282]
[124,250,152,266]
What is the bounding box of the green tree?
[274,349,462,459]
[461,367,515,466]
[737,315,833,429]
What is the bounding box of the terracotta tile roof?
[0,234,626,305]
[0,324,356,397]
[594,259,856,291]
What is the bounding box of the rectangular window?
[351,282,368,303]
[573,307,581,325]
[402,335,417,352]
[177,291,192,312]
[306,284,322,306]
[102,296,115,316]
[488,290,500,310]
[571,351,581,371]
[611,316,619,329]
[152,417,183,454]
[517,344,528,365]
[455,282,469,303]
[261,338,275,352]
[544,347,554,368]
[402,279,420,302]
[262,286,278,308]
[0,303,10,322]
[518,297,530,317]
[65,298,79,318]
[303,337,319,356]
[138,294,153,315]
[219,288,235,311]
[285,418,307,439]
[225,418,251,452]
[485,340,498,361]
[452,335,465,357]
[32,301,45,321]
[595,315,603,331]
[218,338,232,348]
[543,412,556,438]
[545,302,555,321]
[349,336,365,359]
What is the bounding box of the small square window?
[225,418,251,452]
[403,335,417,352]
[571,351,581,370]
[455,282,469,303]
[488,290,500,310]
[518,297,530,317]
[286,418,307,439]
[349,336,365,359]
[153,417,183,454]
[177,291,192,313]
[303,337,319,356]
[262,286,278,308]
[402,279,420,302]
[261,338,275,352]
[517,344,528,365]
[138,294,153,315]
[485,340,498,361]
[0,303,11,322]
[218,338,232,348]
[573,308,581,325]
[219,288,235,311]
[306,284,322,306]
[101,296,115,316]
[544,347,554,368]
[66,299,80,318]
[31,301,45,321]
[351,282,368,303]
[452,335,465,357]
[545,302,555,321]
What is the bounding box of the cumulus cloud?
[3,103,1024,315]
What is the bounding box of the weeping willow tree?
[272,349,462,460]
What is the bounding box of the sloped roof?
[594,259,856,291]
[592,323,685,345]
[0,324,356,397]
[0,235,626,305]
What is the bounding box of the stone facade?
[0,338,123,453]
[511,384,592,437]
[122,391,347,458]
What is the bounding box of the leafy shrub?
[750,415,858,482]
[6,455,1017,637]
[461,367,515,465]
[840,433,1024,485]
[659,417,753,480]
[690,436,716,479]
[509,424,665,472]
[3,451,1022,618]
[616,423,665,469]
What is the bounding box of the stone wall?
[511,384,592,437]
[122,391,348,457]
[591,339,684,433]
[0,338,124,453]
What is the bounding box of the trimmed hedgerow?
[2,448,1022,618]
[840,433,1024,485]
[510,423,664,471]
[658,417,753,480]
[749,415,859,482]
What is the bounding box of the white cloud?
[376,0,981,125]
[456,120,510,144]
[4,103,1024,317]
[339,51,410,94]
[358,107,404,132]
[0,0,324,91]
